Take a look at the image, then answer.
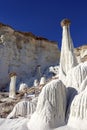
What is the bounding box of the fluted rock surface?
[65,62,87,92]
[66,62,87,129]
[68,84,87,129]
[7,97,38,119]
[28,79,66,130]
[0,23,60,89]
[59,19,78,83]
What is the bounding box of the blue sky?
[0,0,87,49]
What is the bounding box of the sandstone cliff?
[0,23,60,89]
[75,45,87,63]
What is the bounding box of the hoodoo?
[9,72,17,98]
[39,76,46,86]
[33,79,39,87]
[59,19,78,82]
[19,83,28,92]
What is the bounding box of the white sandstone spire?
[59,19,78,81]
[9,72,17,98]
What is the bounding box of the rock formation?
[0,19,87,130]
[59,19,87,130]
[59,19,78,82]
[28,79,66,130]
[0,22,60,89]
[33,79,39,87]
[49,44,87,78]
[9,72,17,98]
[19,83,28,92]
[67,77,87,129]
[39,76,46,86]
[75,45,87,63]
[7,97,38,119]
[79,76,87,93]
[49,66,59,75]
[65,62,87,92]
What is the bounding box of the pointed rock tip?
[61,18,71,27]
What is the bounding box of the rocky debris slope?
[0,22,60,89]
[0,86,38,118]
[0,92,19,118]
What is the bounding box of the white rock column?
[39,76,46,86]
[9,72,17,98]
[33,79,39,87]
[37,65,41,80]
[59,19,78,82]
[19,83,28,92]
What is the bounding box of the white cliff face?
[0,23,60,89]
[59,20,78,83]
[28,79,66,130]
[75,45,87,63]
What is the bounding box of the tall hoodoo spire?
[9,72,17,99]
[59,18,78,82]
